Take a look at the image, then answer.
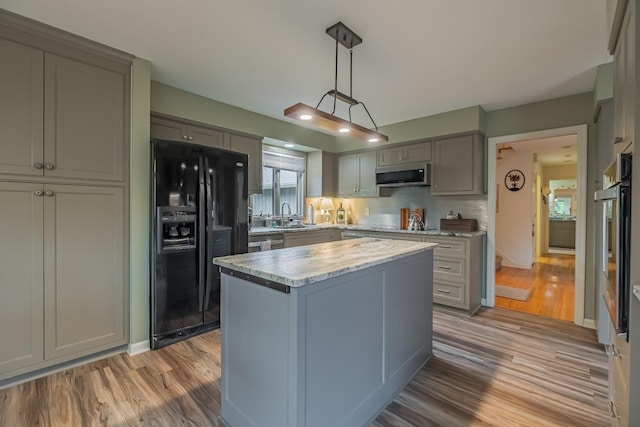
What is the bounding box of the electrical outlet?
[364,208,370,216]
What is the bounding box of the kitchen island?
[213,238,436,427]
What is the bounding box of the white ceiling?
[501,134,578,166]
[1,0,611,129]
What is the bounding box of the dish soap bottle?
[336,203,346,224]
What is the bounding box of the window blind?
[262,151,305,172]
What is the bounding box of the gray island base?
[213,238,436,427]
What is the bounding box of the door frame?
[485,124,588,327]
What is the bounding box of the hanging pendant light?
[284,22,389,143]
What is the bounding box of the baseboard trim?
[582,319,596,329]
[0,347,126,390]
[128,340,150,356]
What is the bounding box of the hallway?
[495,253,575,322]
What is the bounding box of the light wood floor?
[495,253,575,322]
[0,306,607,427]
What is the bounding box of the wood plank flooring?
[0,306,608,427]
[495,254,575,322]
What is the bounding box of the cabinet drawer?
[433,282,464,305]
[434,257,465,281]
[427,237,467,258]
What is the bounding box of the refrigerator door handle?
[204,156,213,311]
[198,155,206,312]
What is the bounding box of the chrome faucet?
[281,202,292,226]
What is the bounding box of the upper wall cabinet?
[612,0,635,154]
[151,114,263,194]
[0,39,128,182]
[431,133,484,195]
[307,151,336,198]
[378,141,431,167]
[226,133,262,194]
[150,116,224,149]
[338,150,379,197]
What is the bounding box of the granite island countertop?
[214,237,437,288]
[634,285,640,303]
[249,224,486,238]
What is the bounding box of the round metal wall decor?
[504,169,525,191]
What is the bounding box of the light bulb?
[339,127,350,133]
[368,137,378,143]
[299,114,312,121]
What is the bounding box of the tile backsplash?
[330,186,488,230]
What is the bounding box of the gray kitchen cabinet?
[307,151,336,198]
[0,42,127,183]
[431,133,484,195]
[338,150,379,197]
[43,185,127,361]
[426,235,483,314]
[44,54,126,182]
[151,115,263,194]
[150,116,225,149]
[226,132,263,194]
[0,182,44,376]
[0,11,131,384]
[0,183,127,380]
[284,229,341,248]
[0,39,43,177]
[612,0,635,155]
[378,141,431,166]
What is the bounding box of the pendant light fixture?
[284,22,389,143]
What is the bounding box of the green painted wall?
[486,92,598,321]
[130,58,151,346]
[151,81,338,152]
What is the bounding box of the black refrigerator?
[150,139,248,349]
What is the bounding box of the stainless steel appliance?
[594,152,632,339]
[151,139,248,349]
[375,163,430,187]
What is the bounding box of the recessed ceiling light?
[299,114,312,121]
[284,143,295,148]
[339,127,350,133]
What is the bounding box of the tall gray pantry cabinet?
[0,11,131,382]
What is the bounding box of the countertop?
[249,224,485,238]
[214,237,437,288]
[633,285,640,303]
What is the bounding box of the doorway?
[486,125,588,326]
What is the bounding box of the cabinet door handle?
[437,289,451,294]
[45,163,55,170]
[183,135,188,139]
[437,265,451,270]
[45,190,54,197]
[614,137,624,144]
[188,136,193,140]
[34,190,44,196]
[608,400,620,419]
[34,163,43,169]
[605,343,621,357]
[439,245,452,248]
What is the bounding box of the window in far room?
[251,150,305,218]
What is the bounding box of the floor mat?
[495,284,532,301]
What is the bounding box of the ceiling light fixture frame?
[284,22,389,143]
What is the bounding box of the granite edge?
[214,239,437,288]
[633,285,640,303]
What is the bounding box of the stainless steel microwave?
[375,163,431,187]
